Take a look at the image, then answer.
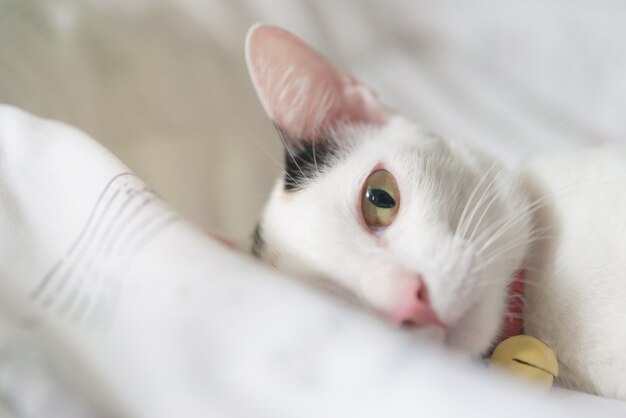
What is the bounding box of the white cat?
[246,24,626,399]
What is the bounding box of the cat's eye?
[361,169,400,228]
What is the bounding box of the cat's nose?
[389,274,446,328]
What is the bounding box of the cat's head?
[246,24,532,356]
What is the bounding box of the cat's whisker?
[471,240,554,279]
[476,167,626,257]
[473,228,555,273]
[466,172,509,242]
[476,275,544,290]
[312,137,320,177]
[229,115,306,189]
[274,122,312,186]
[456,162,495,239]
[472,247,537,276]
[474,197,543,256]
[472,177,569,254]
[474,230,537,264]
[479,265,547,283]
[461,165,506,241]
[476,206,545,260]
[456,162,498,240]
[476,268,539,287]
[472,256,535,278]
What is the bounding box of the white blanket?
[1,105,625,417]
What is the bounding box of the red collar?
[501,268,525,340]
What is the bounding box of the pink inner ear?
[245,24,389,142]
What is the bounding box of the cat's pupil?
[366,189,396,209]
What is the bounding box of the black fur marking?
[251,223,265,258]
[283,141,333,191]
[274,122,335,191]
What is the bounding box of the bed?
[1,1,625,416]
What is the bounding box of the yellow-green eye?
[361,169,400,228]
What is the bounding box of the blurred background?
[1,0,625,246]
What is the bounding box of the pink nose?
[389,274,445,328]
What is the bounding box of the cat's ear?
[245,24,389,145]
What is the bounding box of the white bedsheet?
[1,105,625,416]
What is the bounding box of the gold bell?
[491,335,559,388]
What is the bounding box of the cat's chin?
[405,323,491,357]
[404,323,483,355]
[443,304,504,356]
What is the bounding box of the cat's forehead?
[281,117,440,192]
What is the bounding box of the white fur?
[522,148,626,399]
